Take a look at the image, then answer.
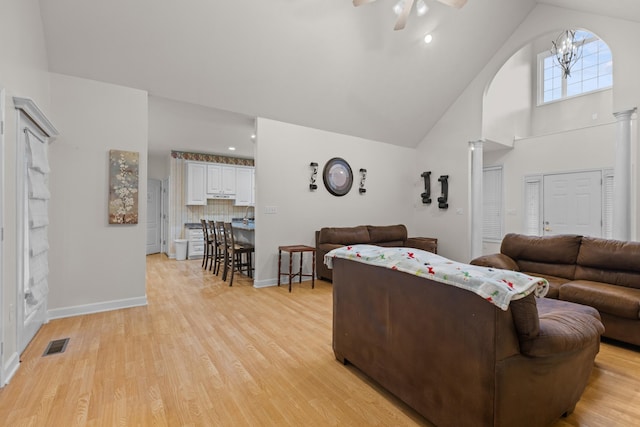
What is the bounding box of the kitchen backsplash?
[185,200,251,224]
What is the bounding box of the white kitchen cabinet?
[234,166,255,206]
[186,162,207,205]
[206,164,236,197]
[186,227,204,259]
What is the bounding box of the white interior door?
[146,179,161,254]
[543,171,602,237]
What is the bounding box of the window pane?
[599,74,613,87]
[599,60,613,76]
[599,50,612,63]
[567,82,582,96]
[583,65,597,80]
[582,41,598,56]
[582,78,597,92]
[582,53,597,68]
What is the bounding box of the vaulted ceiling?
[38,1,640,158]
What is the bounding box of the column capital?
[613,108,637,121]
[469,140,484,151]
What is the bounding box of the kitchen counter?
[231,220,255,231]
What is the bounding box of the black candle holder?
[438,175,449,209]
[421,171,432,204]
[359,168,367,194]
[309,162,318,190]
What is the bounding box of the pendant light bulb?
[416,0,428,16]
[392,0,404,16]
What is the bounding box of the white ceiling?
[38,1,640,158]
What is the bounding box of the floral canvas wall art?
[109,150,139,224]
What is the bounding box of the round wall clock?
[323,157,353,196]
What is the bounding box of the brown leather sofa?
[331,256,604,427]
[471,233,640,346]
[315,224,437,281]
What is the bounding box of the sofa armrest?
[405,237,437,254]
[470,253,519,271]
[520,310,604,357]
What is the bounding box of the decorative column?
[612,109,636,241]
[470,140,484,260]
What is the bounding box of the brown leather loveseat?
[471,233,640,346]
[315,224,437,281]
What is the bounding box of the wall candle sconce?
[420,171,432,204]
[438,175,449,209]
[359,168,367,194]
[309,162,318,190]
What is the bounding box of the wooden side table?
[277,245,316,292]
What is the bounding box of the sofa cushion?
[317,226,370,245]
[520,272,570,299]
[367,224,407,244]
[520,297,604,357]
[517,261,576,282]
[501,233,582,265]
[560,280,640,320]
[575,237,640,290]
[577,236,640,272]
[318,243,345,253]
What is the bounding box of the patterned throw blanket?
[325,245,548,311]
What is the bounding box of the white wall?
[416,4,640,261]
[254,118,417,286]
[148,153,169,180]
[0,0,52,380]
[48,74,148,317]
[483,46,532,144]
[483,123,617,254]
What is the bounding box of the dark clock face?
[323,157,353,197]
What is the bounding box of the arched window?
[538,30,612,104]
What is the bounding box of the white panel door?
[146,179,161,254]
[543,171,602,237]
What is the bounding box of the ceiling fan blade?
[353,0,377,6]
[435,0,467,9]
[394,0,415,31]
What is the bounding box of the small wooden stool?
[277,245,316,292]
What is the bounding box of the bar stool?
[222,222,255,286]
[210,220,225,275]
[201,219,214,270]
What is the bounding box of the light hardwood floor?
[0,254,638,426]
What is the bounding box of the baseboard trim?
[253,279,277,288]
[47,296,148,320]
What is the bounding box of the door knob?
[544,227,551,231]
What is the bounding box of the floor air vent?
[43,338,69,356]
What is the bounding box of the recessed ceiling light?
[228,146,236,151]
[424,34,433,44]
[250,133,256,140]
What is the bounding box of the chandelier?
[551,30,583,79]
